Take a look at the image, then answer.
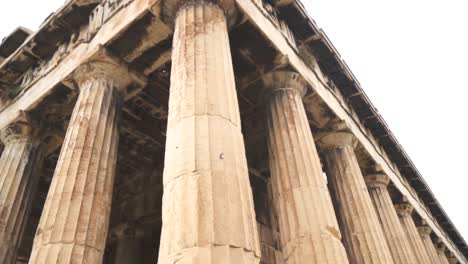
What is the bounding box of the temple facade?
[0,0,466,263]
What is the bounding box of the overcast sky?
[1,0,467,242]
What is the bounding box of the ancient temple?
[0,0,466,263]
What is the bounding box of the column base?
[159,245,259,264]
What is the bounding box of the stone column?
[158,1,260,263]
[112,223,144,264]
[447,256,459,264]
[263,71,349,264]
[436,244,450,264]
[318,125,394,263]
[0,120,43,263]
[29,61,132,263]
[418,226,442,264]
[395,203,432,264]
[365,173,417,264]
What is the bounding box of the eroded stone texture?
[0,121,43,264]
[365,173,417,264]
[263,71,349,264]
[395,203,432,264]
[318,129,394,264]
[158,1,260,263]
[418,226,442,264]
[28,61,128,263]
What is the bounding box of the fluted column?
[112,223,144,264]
[436,244,450,264]
[0,121,43,263]
[158,1,260,263]
[29,61,131,263]
[365,173,417,264]
[263,71,349,264]
[318,126,394,264]
[395,203,432,264]
[418,226,442,264]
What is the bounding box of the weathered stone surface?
[263,71,349,264]
[418,226,442,264]
[437,245,450,264]
[28,61,127,263]
[365,173,417,264]
[0,121,43,264]
[158,2,260,263]
[395,203,432,264]
[318,129,394,264]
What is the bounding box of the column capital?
[162,0,238,28]
[417,225,433,236]
[365,173,390,188]
[73,61,131,91]
[447,256,459,264]
[262,70,308,98]
[0,117,32,144]
[316,120,357,149]
[395,203,414,216]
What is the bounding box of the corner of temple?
[161,0,238,28]
[73,47,147,99]
[261,70,308,98]
[315,119,357,150]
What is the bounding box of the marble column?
[29,61,130,263]
[113,223,143,264]
[263,71,349,263]
[418,226,442,264]
[447,256,459,264]
[0,121,43,263]
[318,126,394,263]
[365,173,417,264]
[158,1,260,263]
[436,244,450,264]
[395,203,432,264]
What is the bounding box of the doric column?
[263,71,349,263]
[29,61,133,263]
[318,124,394,263]
[158,0,260,263]
[436,244,450,264]
[0,120,43,263]
[395,203,432,264]
[447,256,459,264]
[418,226,442,264]
[112,223,144,264]
[365,173,417,264]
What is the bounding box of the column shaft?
[437,249,449,264]
[29,74,122,263]
[365,174,417,264]
[0,123,42,263]
[396,204,432,264]
[418,227,442,264]
[264,71,349,263]
[319,132,394,263]
[158,2,260,263]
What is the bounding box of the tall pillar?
[158,0,260,263]
[436,244,450,264]
[112,223,144,264]
[29,61,132,263]
[263,71,349,263]
[365,173,417,264]
[0,120,43,263]
[418,226,442,264]
[318,124,394,263]
[395,203,432,264]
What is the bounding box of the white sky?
[1,0,467,243]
